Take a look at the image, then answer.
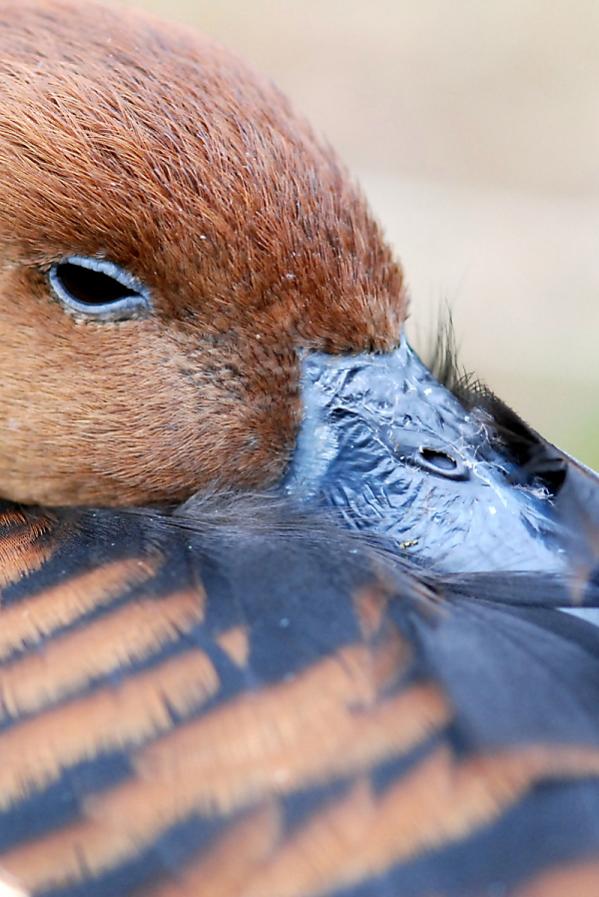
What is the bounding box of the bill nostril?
[416,446,470,481]
[329,408,357,424]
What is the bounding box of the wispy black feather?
[425,311,569,495]
[424,311,485,407]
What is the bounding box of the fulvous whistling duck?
[0,3,597,896]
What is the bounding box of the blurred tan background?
[123,0,598,466]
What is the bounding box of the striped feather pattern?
[0,499,597,897]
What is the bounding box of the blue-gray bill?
[286,338,599,580]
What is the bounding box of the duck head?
[0,0,404,506]
[0,0,596,576]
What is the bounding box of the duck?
[0,2,597,897]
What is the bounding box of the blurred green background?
[122,0,598,466]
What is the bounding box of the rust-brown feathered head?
[0,0,405,506]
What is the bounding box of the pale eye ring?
[48,255,151,321]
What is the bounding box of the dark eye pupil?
[53,262,137,305]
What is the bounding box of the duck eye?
[48,256,151,321]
